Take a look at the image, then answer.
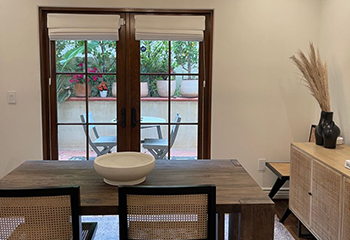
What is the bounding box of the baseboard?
[262,187,289,199]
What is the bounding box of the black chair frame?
[119,185,216,240]
[0,186,82,240]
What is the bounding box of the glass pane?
[88,75,117,123]
[58,125,86,160]
[140,40,169,74]
[56,40,85,73]
[141,75,169,123]
[171,75,199,123]
[171,41,199,74]
[141,125,168,160]
[88,125,117,160]
[170,125,197,160]
[57,74,86,123]
[87,40,117,73]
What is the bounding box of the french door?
[39,8,213,160]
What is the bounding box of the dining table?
[0,159,274,240]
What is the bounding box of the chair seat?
[143,139,169,148]
[93,136,117,146]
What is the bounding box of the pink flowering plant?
[56,40,117,102]
[68,64,103,84]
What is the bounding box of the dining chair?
[80,111,117,156]
[118,185,216,240]
[0,186,97,240]
[142,113,181,159]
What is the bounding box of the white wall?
[0,0,321,188]
[319,0,350,146]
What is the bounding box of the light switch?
[7,91,16,104]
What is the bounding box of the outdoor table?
[113,116,166,139]
[0,159,274,240]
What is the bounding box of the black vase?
[323,118,341,149]
[315,111,328,145]
[315,111,340,149]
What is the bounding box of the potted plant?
[156,74,176,98]
[172,42,199,98]
[140,41,175,97]
[56,41,116,101]
[68,64,102,97]
[97,81,108,97]
[291,43,340,148]
[112,82,117,97]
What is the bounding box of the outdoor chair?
[118,185,216,240]
[142,113,181,159]
[0,186,97,240]
[80,111,117,156]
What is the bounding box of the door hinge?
[120,18,126,26]
[49,78,52,86]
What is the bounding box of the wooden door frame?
[39,7,213,160]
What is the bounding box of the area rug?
[82,214,295,240]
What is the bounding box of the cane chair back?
[119,185,216,240]
[0,187,96,240]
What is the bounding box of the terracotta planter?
[75,83,91,97]
[112,82,117,97]
[156,80,176,97]
[140,82,149,97]
[180,80,198,98]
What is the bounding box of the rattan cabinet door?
[311,161,342,240]
[342,177,350,240]
[290,146,312,227]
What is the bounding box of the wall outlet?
[258,158,266,171]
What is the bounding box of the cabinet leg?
[279,207,291,223]
[298,220,315,238]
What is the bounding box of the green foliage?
[172,41,199,79]
[56,39,199,102]
[140,40,199,97]
[55,40,117,103]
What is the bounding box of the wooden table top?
[0,160,273,215]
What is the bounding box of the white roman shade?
[47,14,122,41]
[134,15,206,42]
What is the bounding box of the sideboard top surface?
[292,142,350,177]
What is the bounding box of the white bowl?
[94,152,155,186]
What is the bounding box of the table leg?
[240,204,274,240]
[228,213,240,240]
[216,213,225,240]
[156,126,163,139]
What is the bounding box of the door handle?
[120,108,126,128]
[131,107,137,128]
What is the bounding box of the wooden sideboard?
[290,142,350,240]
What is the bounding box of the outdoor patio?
[58,97,199,160]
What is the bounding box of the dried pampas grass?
[290,43,331,112]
